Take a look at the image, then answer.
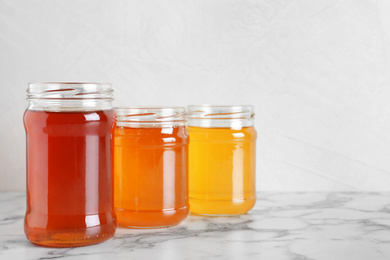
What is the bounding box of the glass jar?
[187,105,257,216]
[24,83,116,247]
[114,107,189,228]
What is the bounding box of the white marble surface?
[1,192,390,260]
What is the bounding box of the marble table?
[1,192,389,260]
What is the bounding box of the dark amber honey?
[24,110,116,247]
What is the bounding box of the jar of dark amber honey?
[24,83,116,247]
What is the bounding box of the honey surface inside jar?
[188,126,257,215]
[114,126,189,228]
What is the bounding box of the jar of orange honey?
[187,105,257,216]
[24,83,116,247]
[114,107,189,228]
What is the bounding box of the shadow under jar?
[24,83,117,247]
[114,107,189,228]
[187,105,257,216]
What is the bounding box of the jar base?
[116,206,188,229]
[189,196,256,216]
[119,224,179,229]
[25,224,116,248]
[190,213,243,217]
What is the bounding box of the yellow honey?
[188,125,257,215]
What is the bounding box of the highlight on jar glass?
[23,83,117,247]
[187,105,257,216]
[114,107,189,228]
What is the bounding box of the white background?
[1,0,390,191]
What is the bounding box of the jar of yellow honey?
[187,105,257,216]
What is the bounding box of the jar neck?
[26,82,114,112]
[187,118,254,128]
[27,99,113,112]
[115,107,186,128]
[187,105,255,128]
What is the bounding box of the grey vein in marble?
[0,192,390,260]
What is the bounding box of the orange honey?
[114,115,189,228]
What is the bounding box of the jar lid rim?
[115,106,187,125]
[28,82,112,85]
[115,106,186,111]
[187,105,254,120]
[27,82,113,100]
